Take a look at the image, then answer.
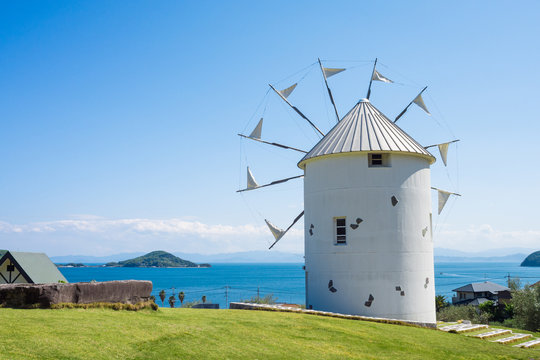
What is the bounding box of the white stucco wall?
[303,152,436,324]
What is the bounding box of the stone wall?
[0,280,152,308]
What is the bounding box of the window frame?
[334,217,347,245]
[368,153,391,168]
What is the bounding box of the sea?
[59,262,540,308]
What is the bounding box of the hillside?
[106,251,209,268]
[521,251,540,267]
[0,308,537,359]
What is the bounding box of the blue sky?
[1,1,539,256]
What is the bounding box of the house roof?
[0,251,67,284]
[298,99,435,169]
[452,281,509,293]
[469,297,491,306]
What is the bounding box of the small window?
[368,153,390,167]
[334,217,346,245]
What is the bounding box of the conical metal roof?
[298,99,435,169]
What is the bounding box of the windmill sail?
[432,187,461,214]
[366,58,392,99]
[269,84,325,137]
[413,93,431,115]
[323,67,345,78]
[265,219,285,242]
[437,189,451,214]
[238,133,307,153]
[424,140,459,166]
[249,118,263,139]
[438,142,449,166]
[237,174,303,193]
[394,86,428,122]
[318,58,342,123]
[279,83,297,99]
[372,69,393,83]
[268,211,304,249]
[247,167,259,189]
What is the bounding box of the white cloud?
[2,217,536,257]
[434,224,540,252]
[0,217,303,256]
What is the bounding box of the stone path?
[438,322,540,350]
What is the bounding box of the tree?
[202,295,207,304]
[159,290,166,305]
[512,284,540,331]
[178,291,185,305]
[508,277,522,291]
[478,300,496,321]
[435,295,448,312]
[168,295,176,308]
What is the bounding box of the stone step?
[492,333,532,344]
[455,324,489,333]
[473,329,512,339]
[513,338,540,348]
[440,323,482,332]
[439,324,464,331]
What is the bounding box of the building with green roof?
[0,251,67,284]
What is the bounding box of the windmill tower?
[299,98,436,324]
[238,59,460,326]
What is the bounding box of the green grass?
[0,308,538,360]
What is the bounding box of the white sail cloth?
[372,69,393,83]
[279,83,297,99]
[413,93,431,115]
[437,189,453,214]
[249,118,263,139]
[322,67,345,78]
[265,219,285,241]
[438,142,450,166]
[247,167,259,189]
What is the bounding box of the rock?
[0,280,152,308]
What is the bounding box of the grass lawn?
[0,308,538,360]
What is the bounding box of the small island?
[520,250,540,267]
[105,251,211,268]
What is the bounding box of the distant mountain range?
[50,247,536,265]
[51,250,304,264]
[433,247,534,263]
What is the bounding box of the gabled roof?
[298,99,435,169]
[0,251,67,284]
[452,281,509,293]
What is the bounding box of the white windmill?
[237,58,460,326]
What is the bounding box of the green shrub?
[239,294,278,305]
[436,305,489,324]
[181,300,201,308]
[435,295,449,312]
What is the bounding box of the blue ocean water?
[59,262,540,308]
